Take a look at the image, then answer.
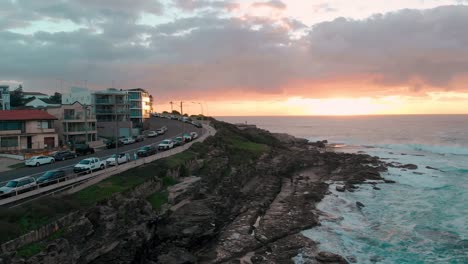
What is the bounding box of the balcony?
[0,130,21,135]
[95,99,113,105]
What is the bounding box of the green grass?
[16,243,46,258]
[73,172,147,206]
[8,162,26,170]
[162,176,178,187]
[147,191,168,211]
[164,151,197,169]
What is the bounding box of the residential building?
[22,92,49,99]
[25,98,60,108]
[47,102,98,146]
[127,88,153,125]
[0,85,10,110]
[0,110,58,151]
[62,86,93,105]
[93,88,132,138]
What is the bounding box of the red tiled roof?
[0,110,58,121]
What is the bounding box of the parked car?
[158,139,174,150]
[75,144,95,156]
[36,170,67,186]
[173,137,185,146]
[106,139,124,149]
[25,156,55,167]
[190,132,198,140]
[51,150,76,161]
[133,135,145,142]
[161,126,168,131]
[121,137,135,145]
[137,145,157,157]
[183,133,192,142]
[0,177,36,197]
[73,157,106,174]
[105,153,129,166]
[192,121,202,128]
[146,130,158,138]
[156,128,165,135]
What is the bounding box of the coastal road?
[0,117,202,183]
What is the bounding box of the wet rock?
[316,251,348,263]
[373,186,381,190]
[413,172,424,175]
[401,164,418,170]
[426,166,442,171]
[384,179,396,183]
[356,201,365,208]
[336,185,346,192]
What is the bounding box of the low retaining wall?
[0,211,80,254]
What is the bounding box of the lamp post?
[191,102,204,121]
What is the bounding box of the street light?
[191,102,204,121]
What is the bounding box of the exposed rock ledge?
[1,121,387,264]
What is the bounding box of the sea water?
[218,115,468,263]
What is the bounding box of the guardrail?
[0,125,214,207]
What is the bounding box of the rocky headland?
[1,120,391,264]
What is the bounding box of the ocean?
[218,115,468,264]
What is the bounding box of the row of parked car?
[0,130,200,199]
[105,126,167,149]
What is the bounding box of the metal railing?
[0,124,214,206]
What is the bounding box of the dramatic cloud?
[0,1,467,105]
[175,0,239,11]
[252,0,287,10]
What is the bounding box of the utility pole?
[170,101,174,112]
[114,95,118,153]
[180,101,183,115]
[84,104,88,144]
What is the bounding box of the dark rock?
[373,186,381,190]
[336,185,346,192]
[426,166,442,171]
[384,179,396,183]
[401,164,418,170]
[316,251,349,263]
[413,172,424,175]
[356,201,365,208]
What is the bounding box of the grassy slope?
[0,120,278,244]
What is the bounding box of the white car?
[0,177,36,197]
[161,126,168,131]
[147,131,158,137]
[73,157,106,174]
[25,156,55,167]
[121,137,135,145]
[190,132,198,139]
[106,153,129,166]
[158,139,174,150]
[156,128,165,135]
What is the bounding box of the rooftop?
[0,110,58,121]
[23,92,48,96]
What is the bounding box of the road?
[0,117,202,183]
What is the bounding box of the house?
[0,110,58,151]
[25,98,60,108]
[47,102,98,146]
[22,92,49,100]
[62,87,93,105]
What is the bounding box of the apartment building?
[47,102,98,146]
[0,110,58,151]
[93,88,132,138]
[0,85,10,110]
[127,88,153,125]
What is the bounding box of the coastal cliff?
[1,120,388,264]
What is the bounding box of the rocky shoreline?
[1,121,393,264]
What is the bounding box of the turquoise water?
[219,116,468,263]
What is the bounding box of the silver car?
[0,177,37,198]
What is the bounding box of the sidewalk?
[0,158,23,173]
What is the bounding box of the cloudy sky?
[1,0,468,115]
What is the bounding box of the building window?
[0,121,23,131]
[0,136,19,148]
[37,120,52,129]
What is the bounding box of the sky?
[1,0,468,116]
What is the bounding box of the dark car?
[133,135,145,143]
[106,139,124,149]
[75,144,95,156]
[52,150,76,161]
[36,170,67,186]
[137,145,157,157]
[192,121,202,128]
[172,137,185,146]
